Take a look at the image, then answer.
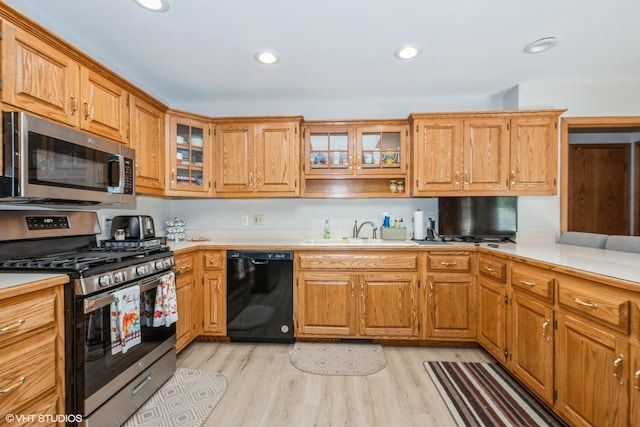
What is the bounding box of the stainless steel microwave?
[1,112,135,207]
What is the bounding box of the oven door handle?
[83,271,173,314]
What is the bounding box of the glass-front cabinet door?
[356,126,408,175]
[305,126,354,176]
[167,114,212,196]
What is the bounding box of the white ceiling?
[4,0,640,116]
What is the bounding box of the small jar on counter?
[389,180,397,193]
[396,180,404,193]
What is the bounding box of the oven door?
[76,272,176,416]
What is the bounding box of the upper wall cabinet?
[302,120,410,197]
[1,20,131,144]
[411,110,564,196]
[1,20,80,126]
[130,95,165,195]
[78,67,129,143]
[166,111,213,197]
[214,117,302,197]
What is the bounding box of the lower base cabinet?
[201,251,226,335]
[295,251,419,339]
[509,291,554,405]
[425,252,476,340]
[555,312,629,427]
[631,344,640,424]
[174,251,197,352]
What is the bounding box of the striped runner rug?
[424,361,567,427]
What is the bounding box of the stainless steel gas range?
[0,210,177,427]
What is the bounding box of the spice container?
[389,180,397,193]
[397,180,404,193]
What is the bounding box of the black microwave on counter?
[1,111,135,207]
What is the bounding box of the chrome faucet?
[353,220,377,239]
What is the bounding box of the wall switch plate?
[253,214,264,226]
[241,215,249,227]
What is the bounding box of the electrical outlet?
[253,214,264,226]
[241,215,249,227]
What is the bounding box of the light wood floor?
[177,341,495,427]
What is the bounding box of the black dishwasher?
[226,250,294,343]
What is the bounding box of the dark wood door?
[568,143,630,234]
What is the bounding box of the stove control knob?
[163,259,173,269]
[99,275,112,287]
[113,271,126,283]
[136,265,149,276]
[155,261,164,270]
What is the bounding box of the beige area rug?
[290,342,387,375]
[123,368,227,427]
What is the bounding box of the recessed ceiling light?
[255,50,280,65]
[523,37,558,54]
[133,0,170,12]
[395,45,422,60]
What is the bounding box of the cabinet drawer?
[511,264,555,303]
[0,288,57,345]
[297,252,418,270]
[427,252,471,272]
[202,251,224,270]
[557,275,630,333]
[478,256,507,283]
[0,331,57,412]
[174,253,195,274]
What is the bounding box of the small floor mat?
[123,368,227,427]
[290,342,387,376]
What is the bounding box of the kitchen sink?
[300,238,419,247]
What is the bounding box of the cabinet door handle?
[440,261,457,267]
[0,319,25,333]
[257,172,262,187]
[613,354,624,385]
[429,282,434,297]
[351,281,355,297]
[0,376,26,394]
[574,298,598,309]
[483,266,495,273]
[216,279,220,293]
[464,171,470,185]
[634,369,640,391]
[177,265,189,272]
[83,99,92,120]
[249,172,254,187]
[70,93,78,115]
[360,282,364,298]
[454,171,461,187]
[519,279,536,287]
[510,169,518,185]
[541,319,551,342]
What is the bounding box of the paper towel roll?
[413,210,425,240]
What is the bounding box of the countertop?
[165,231,640,286]
[3,232,639,291]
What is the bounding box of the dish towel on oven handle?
[153,271,178,327]
[110,285,142,355]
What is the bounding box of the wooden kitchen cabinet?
[130,95,165,195]
[166,111,213,197]
[476,254,509,362]
[0,281,65,422]
[201,250,226,336]
[425,251,476,340]
[214,117,302,197]
[555,312,629,427]
[1,20,80,126]
[555,273,633,427]
[631,344,640,425]
[174,251,197,353]
[295,251,419,339]
[78,67,129,143]
[412,117,509,195]
[411,110,564,196]
[509,115,558,194]
[302,120,410,197]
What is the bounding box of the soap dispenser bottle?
[323,219,331,239]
